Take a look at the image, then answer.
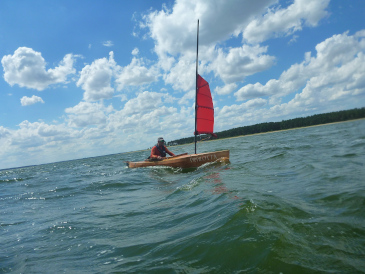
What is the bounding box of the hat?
[158,137,164,142]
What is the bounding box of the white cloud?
[235,31,365,103]
[20,95,45,106]
[65,101,114,128]
[108,104,188,142]
[218,98,267,118]
[140,0,278,90]
[282,51,365,112]
[10,120,77,149]
[143,0,275,57]
[0,126,10,139]
[0,89,186,167]
[77,51,158,99]
[227,30,365,129]
[115,57,157,90]
[243,0,330,44]
[1,47,76,91]
[141,0,331,90]
[178,89,195,105]
[215,83,237,95]
[163,53,195,91]
[103,40,114,47]
[104,90,189,142]
[211,45,275,84]
[142,0,274,88]
[132,48,139,55]
[0,119,117,169]
[215,98,267,129]
[120,91,172,115]
[77,51,117,101]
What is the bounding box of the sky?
[1,0,365,169]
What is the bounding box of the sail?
[195,74,217,137]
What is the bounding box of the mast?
[195,19,199,154]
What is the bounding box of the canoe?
[126,150,229,169]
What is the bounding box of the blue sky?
[1,0,364,169]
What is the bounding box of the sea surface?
[1,120,365,273]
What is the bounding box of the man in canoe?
[150,137,176,160]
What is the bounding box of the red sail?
[195,75,217,137]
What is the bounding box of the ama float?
[126,20,230,169]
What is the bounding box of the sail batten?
[195,74,217,137]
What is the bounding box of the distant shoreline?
[124,117,365,152]
[165,117,365,147]
[215,117,365,141]
[168,108,365,146]
[2,118,364,171]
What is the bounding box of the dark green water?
[1,120,365,273]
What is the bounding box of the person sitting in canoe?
[150,137,175,160]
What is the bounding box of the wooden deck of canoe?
[126,150,230,169]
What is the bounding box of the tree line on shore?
[167,107,365,146]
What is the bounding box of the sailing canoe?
[126,21,230,169]
[126,150,229,169]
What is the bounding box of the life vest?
[155,144,166,157]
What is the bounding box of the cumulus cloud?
[77,51,158,99]
[215,98,267,129]
[65,101,114,128]
[234,30,365,122]
[140,0,330,90]
[115,57,157,90]
[211,45,276,84]
[0,119,108,168]
[10,120,77,149]
[218,98,267,118]
[0,126,10,139]
[178,89,195,105]
[243,0,330,44]
[1,47,76,91]
[108,104,187,142]
[103,90,188,140]
[121,91,174,115]
[235,31,365,103]
[20,95,45,106]
[215,83,237,95]
[163,53,195,91]
[143,0,274,57]
[77,51,117,101]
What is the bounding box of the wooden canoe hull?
[126,150,229,169]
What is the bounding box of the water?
[1,120,365,273]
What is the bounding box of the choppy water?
[1,120,365,273]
